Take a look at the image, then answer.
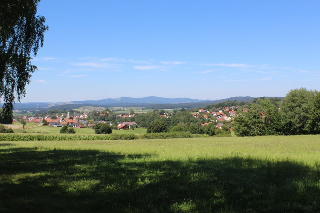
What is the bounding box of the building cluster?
[194,106,239,129]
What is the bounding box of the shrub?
[170,125,187,132]
[60,125,76,134]
[204,123,216,136]
[188,123,204,134]
[94,123,112,134]
[141,132,193,139]
[0,124,14,133]
[147,120,168,133]
[108,134,137,140]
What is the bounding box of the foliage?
[94,123,112,134]
[204,123,216,136]
[0,0,48,115]
[310,92,320,133]
[234,88,320,136]
[233,104,265,136]
[108,133,137,140]
[280,88,318,135]
[147,120,168,133]
[20,119,26,129]
[204,100,247,111]
[142,132,193,139]
[60,125,76,134]
[0,124,14,133]
[215,125,231,137]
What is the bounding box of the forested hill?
[4,96,283,111]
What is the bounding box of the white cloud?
[202,63,254,68]
[226,77,271,82]
[226,79,250,82]
[134,65,162,70]
[128,59,150,64]
[255,77,272,81]
[70,62,112,69]
[42,57,56,61]
[101,57,122,62]
[35,80,48,84]
[69,75,88,78]
[160,61,185,65]
[198,69,219,74]
[37,67,52,71]
[300,70,308,73]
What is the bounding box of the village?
[11,104,249,131]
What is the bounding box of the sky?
[21,0,320,102]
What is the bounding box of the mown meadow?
[1,135,320,212]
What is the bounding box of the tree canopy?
[0,0,48,122]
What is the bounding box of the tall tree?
[280,88,317,135]
[310,92,320,134]
[0,0,48,123]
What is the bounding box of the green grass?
[10,124,147,135]
[1,135,320,212]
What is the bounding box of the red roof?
[217,117,226,122]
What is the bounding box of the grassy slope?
[1,136,320,212]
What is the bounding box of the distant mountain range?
[72,96,206,105]
[2,96,280,111]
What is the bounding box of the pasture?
[7,124,147,135]
[1,136,320,212]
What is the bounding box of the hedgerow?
[141,132,193,139]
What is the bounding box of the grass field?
[1,136,320,212]
[7,124,147,135]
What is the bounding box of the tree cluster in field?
[233,88,320,136]
[60,125,76,134]
[94,123,112,134]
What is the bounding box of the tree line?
[233,88,320,136]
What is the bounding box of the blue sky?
[23,0,320,102]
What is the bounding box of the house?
[117,122,138,130]
[88,124,95,128]
[212,112,218,116]
[192,113,199,118]
[117,124,129,130]
[48,122,62,127]
[216,123,224,129]
[201,122,210,127]
[229,111,236,117]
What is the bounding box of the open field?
[5,124,147,135]
[1,136,320,212]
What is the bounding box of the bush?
[94,123,112,134]
[188,123,204,134]
[0,124,14,133]
[170,125,187,132]
[108,134,137,140]
[147,120,168,133]
[60,125,76,134]
[204,123,216,136]
[141,132,193,139]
